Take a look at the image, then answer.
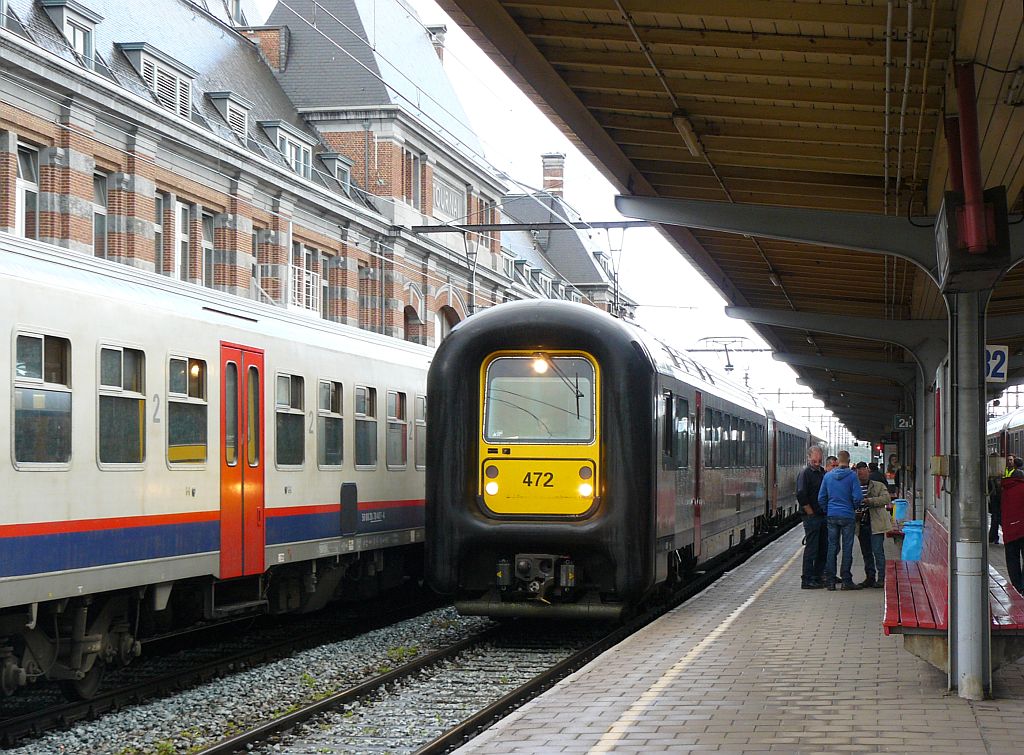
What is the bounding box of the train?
[425,300,825,619]
[0,239,430,698]
[987,409,1024,459]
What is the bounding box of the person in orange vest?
[1001,458,1024,594]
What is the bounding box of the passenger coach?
[426,300,821,619]
[0,240,429,698]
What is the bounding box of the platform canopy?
[438,0,1024,438]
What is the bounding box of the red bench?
[883,510,1024,671]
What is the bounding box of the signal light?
[485,481,499,495]
[578,482,593,497]
[532,353,549,374]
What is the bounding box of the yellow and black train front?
[426,300,657,618]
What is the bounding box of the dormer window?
[207,92,252,140]
[41,0,103,70]
[502,254,515,279]
[320,153,354,195]
[259,121,316,180]
[118,43,197,120]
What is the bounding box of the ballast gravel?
[5,608,490,755]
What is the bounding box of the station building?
[0,0,632,347]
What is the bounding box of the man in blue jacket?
[818,449,864,590]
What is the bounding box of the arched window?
[434,305,460,342]
[403,305,423,344]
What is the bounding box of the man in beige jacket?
[855,461,892,588]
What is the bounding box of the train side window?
[247,366,259,466]
[415,394,427,471]
[704,407,713,468]
[355,385,378,468]
[675,397,689,468]
[167,357,207,465]
[225,362,238,466]
[713,410,723,469]
[14,333,72,467]
[275,372,304,467]
[98,345,146,465]
[318,380,343,468]
[662,391,675,466]
[386,390,408,469]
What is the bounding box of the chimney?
[426,24,446,62]
[541,152,565,197]
[240,25,290,73]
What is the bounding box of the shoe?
[826,582,836,591]
[871,581,884,589]
[858,579,876,588]
[841,582,862,591]
[801,582,824,589]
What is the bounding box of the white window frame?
[414,393,426,471]
[386,389,408,470]
[274,372,305,470]
[502,254,515,279]
[277,135,312,180]
[93,172,108,259]
[65,18,93,68]
[174,201,190,281]
[15,143,39,240]
[166,354,208,469]
[201,211,215,288]
[354,385,378,470]
[317,378,344,470]
[13,330,73,471]
[154,192,166,274]
[97,343,147,470]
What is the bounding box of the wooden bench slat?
[896,561,924,629]
[988,566,1024,628]
[883,561,900,634]
[908,566,938,629]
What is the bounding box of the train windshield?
[484,355,595,443]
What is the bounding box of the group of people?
[989,453,1024,594]
[797,446,891,591]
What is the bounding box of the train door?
[768,417,779,514]
[220,343,265,579]
[692,391,702,556]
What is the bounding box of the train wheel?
[59,660,105,700]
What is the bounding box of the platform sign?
[986,345,1009,383]
[894,414,914,431]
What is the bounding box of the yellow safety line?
[588,544,802,753]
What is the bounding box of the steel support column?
[948,289,990,699]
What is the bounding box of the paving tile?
[455,527,1024,754]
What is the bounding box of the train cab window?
[355,385,378,468]
[275,373,304,467]
[386,390,408,468]
[318,380,343,468]
[167,357,207,465]
[483,355,595,443]
[414,395,427,470]
[14,333,72,466]
[98,346,146,465]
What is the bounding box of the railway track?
[197,518,799,755]
[0,587,446,747]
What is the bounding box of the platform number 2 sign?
[986,345,1009,383]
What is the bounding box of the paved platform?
[458,526,1024,754]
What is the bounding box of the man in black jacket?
[797,445,827,589]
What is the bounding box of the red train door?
[220,343,265,579]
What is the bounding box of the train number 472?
[522,471,555,487]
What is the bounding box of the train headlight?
[532,353,549,374]
[578,482,593,497]
[485,481,499,496]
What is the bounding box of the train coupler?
[496,553,575,601]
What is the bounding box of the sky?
[247,0,848,436]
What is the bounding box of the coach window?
[713,410,723,468]
[662,390,675,466]
[14,333,72,466]
[167,357,207,465]
[675,397,689,468]
[318,380,343,468]
[415,394,427,470]
[275,373,304,467]
[355,386,378,468]
[98,346,146,465]
[704,407,713,468]
[386,390,408,469]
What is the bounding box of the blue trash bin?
[901,520,924,561]
[893,498,909,521]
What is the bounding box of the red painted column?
[955,63,987,253]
